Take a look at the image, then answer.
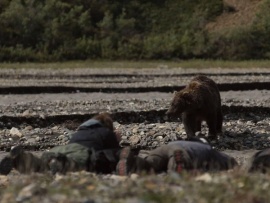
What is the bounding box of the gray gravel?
[1,114,269,151]
[0,90,269,116]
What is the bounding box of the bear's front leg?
[182,113,197,138]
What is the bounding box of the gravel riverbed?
[0,67,270,203]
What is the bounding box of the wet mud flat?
[0,67,270,202]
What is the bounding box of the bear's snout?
[165,109,172,115]
[166,108,176,117]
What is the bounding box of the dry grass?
[206,0,263,33]
[1,60,270,70]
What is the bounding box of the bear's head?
[166,90,195,117]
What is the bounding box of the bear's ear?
[182,91,189,97]
[173,91,177,95]
[189,81,200,89]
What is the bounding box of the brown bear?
[166,75,223,139]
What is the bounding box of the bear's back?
[188,75,220,101]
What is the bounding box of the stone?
[10,127,22,137]
[16,183,44,202]
[22,109,31,117]
[129,135,140,145]
[24,126,33,131]
[195,173,212,183]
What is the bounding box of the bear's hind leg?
[206,116,218,139]
[216,109,223,134]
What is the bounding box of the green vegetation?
[0,0,270,62]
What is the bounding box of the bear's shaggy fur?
[166,75,223,139]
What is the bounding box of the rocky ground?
[0,67,270,202]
